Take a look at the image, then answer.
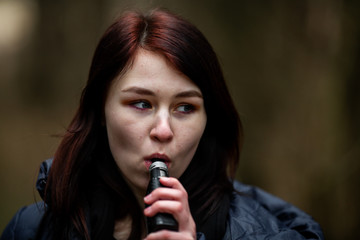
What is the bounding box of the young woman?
[1,9,324,240]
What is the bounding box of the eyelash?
[175,104,195,114]
[129,100,196,114]
[130,100,152,110]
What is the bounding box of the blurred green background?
[1,0,359,239]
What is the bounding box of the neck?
[133,189,146,209]
[123,179,146,209]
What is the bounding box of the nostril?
[150,115,174,142]
[150,125,173,142]
[150,129,173,142]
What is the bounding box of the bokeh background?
[1,0,359,239]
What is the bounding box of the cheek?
[182,115,206,150]
[105,111,144,156]
[176,128,203,152]
[172,117,207,176]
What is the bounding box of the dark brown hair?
[43,8,242,240]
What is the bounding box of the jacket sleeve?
[233,181,324,239]
[1,203,46,240]
[1,207,24,240]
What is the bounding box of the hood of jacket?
[36,158,53,200]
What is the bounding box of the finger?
[145,230,194,240]
[144,194,196,237]
[159,177,186,192]
[144,199,193,231]
[144,187,183,205]
[144,200,182,218]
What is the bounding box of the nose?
[150,113,174,143]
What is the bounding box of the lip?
[144,153,171,170]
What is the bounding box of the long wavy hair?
[42,8,243,240]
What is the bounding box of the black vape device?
[146,159,178,233]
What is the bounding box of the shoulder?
[1,202,46,240]
[222,181,324,240]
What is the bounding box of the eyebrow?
[121,87,155,96]
[175,90,203,98]
[121,86,203,98]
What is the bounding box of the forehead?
[110,50,200,93]
[129,50,173,78]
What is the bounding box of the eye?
[175,104,195,114]
[130,100,152,110]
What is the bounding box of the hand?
[143,177,196,240]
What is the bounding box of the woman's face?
[104,50,207,197]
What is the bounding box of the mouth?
[144,153,170,170]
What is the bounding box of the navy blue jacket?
[1,160,324,239]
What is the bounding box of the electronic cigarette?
[146,159,178,233]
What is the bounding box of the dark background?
[1,1,359,239]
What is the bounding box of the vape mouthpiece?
[149,159,168,172]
